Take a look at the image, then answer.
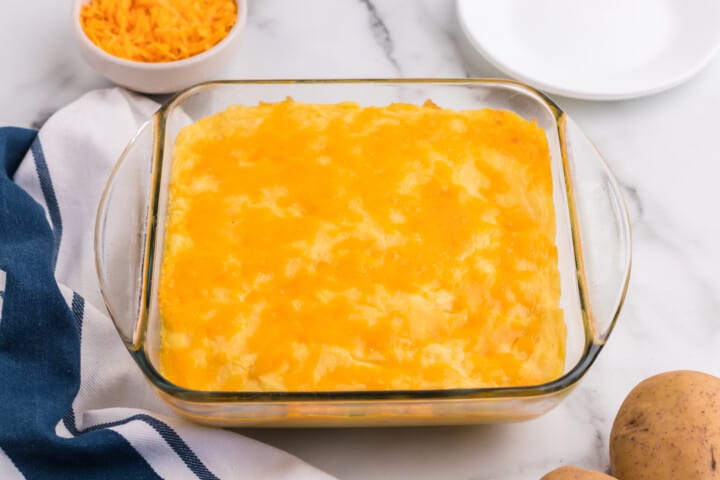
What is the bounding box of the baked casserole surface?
[158,99,565,392]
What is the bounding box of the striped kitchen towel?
[0,89,334,480]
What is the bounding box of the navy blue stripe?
[62,293,85,436]
[68,413,219,480]
[62,408,80,437]
[70,292,84,338]
[138,415,219,480]
[31,138,63,270]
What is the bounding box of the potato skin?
[610,370,720,480]
[541,465,617,479]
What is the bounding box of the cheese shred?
[80,0,238,63]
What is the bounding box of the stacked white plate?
[457,0,720,100]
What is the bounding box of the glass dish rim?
[98,77,632,404]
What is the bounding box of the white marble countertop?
[2,1,720,478]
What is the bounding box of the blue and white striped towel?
[0,88,334,479]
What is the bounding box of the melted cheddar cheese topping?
[159,99,565,392]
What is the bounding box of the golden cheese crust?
[158,99,565,392]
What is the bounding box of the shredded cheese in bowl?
[80,0,238,63]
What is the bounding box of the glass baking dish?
[95,79,631,427]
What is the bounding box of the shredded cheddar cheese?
[80,0,237,63]
[159,99,566,392]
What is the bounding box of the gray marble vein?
[357,0,402,74]
[620,184,643,224]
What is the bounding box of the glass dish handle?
[94,118,156,350]
[561,115,632,344]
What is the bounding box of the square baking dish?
[95,79,631,427]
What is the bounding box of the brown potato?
[541,465,617,479]
[610,370,720,479]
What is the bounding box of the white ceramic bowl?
[72,0,247,94]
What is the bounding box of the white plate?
[457,0,720,100]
